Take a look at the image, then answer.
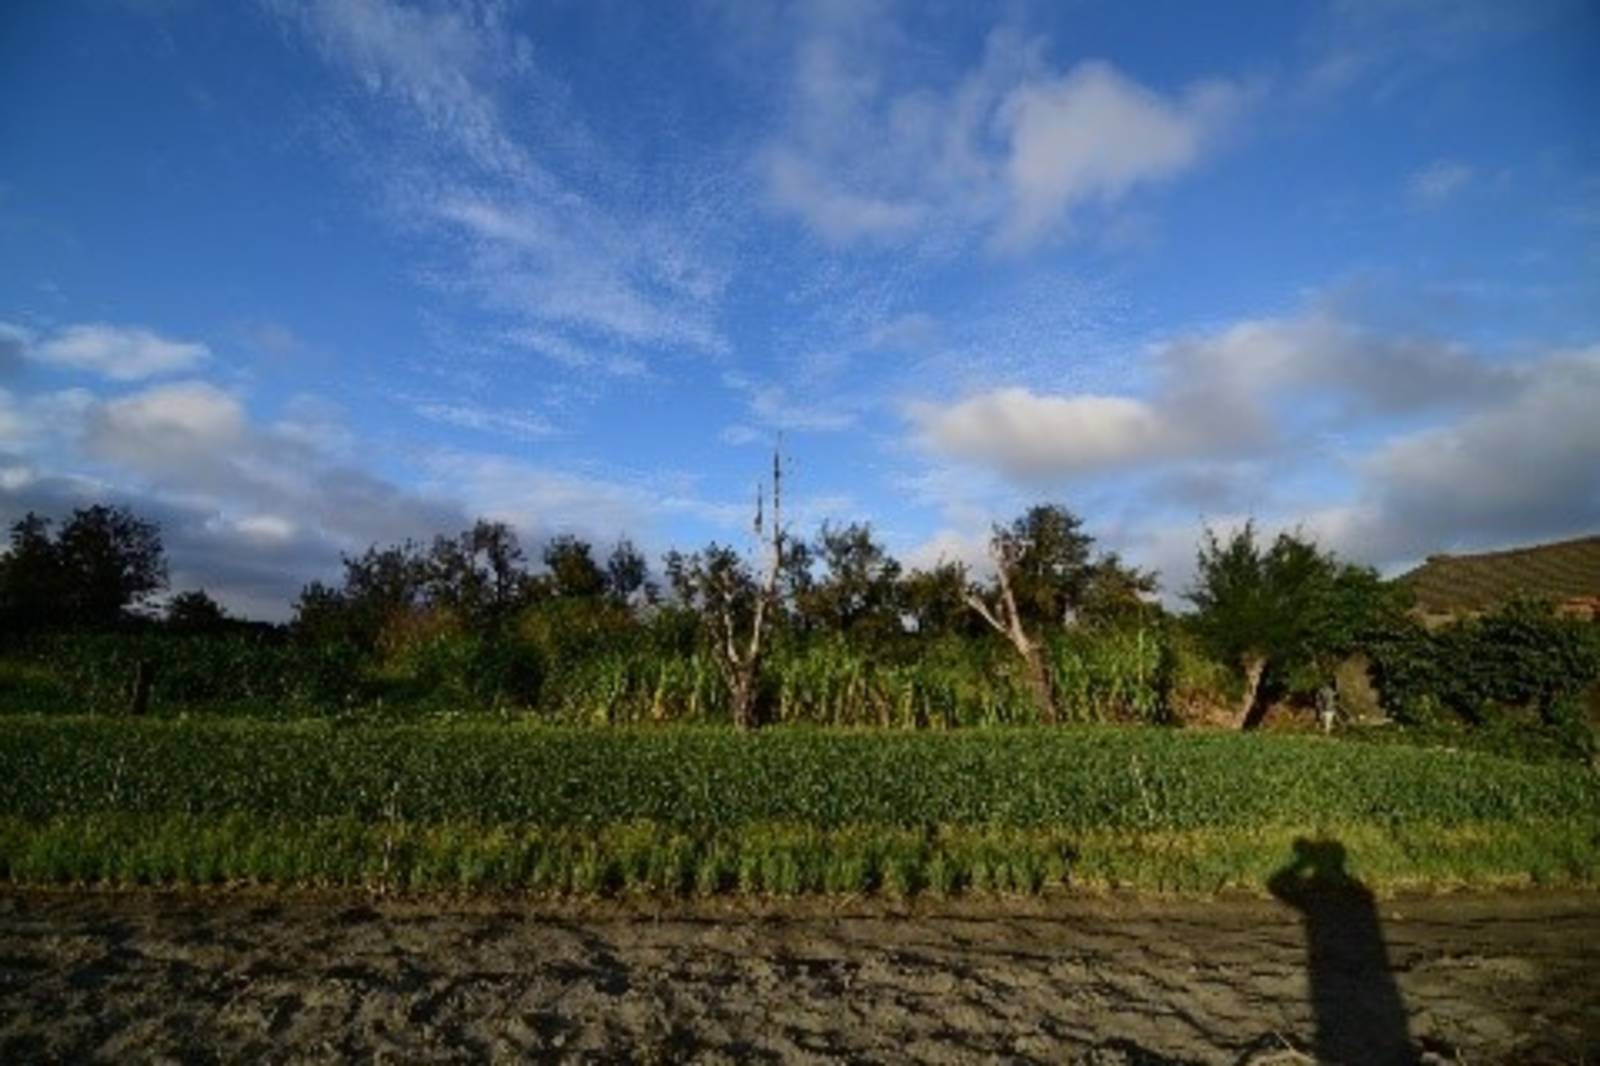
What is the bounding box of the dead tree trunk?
[129,659,154,717]
[966,541,1057,725]
[1235,654,1266,730]
[720,448,784,730]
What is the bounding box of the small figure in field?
[1315,681,1338,735]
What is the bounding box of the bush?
[0,632,334,716]
[1368,599,1600,727]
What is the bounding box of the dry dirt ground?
[1,889,1596,1064]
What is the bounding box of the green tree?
[0,513,64,632]
[662,449,787,729]
[541,535,606,599]
[994,505,1156,628]
[426,520,531,628]
[1186,523,1397,729]
[801,521,903,642]
[292,540,427,648]
[966,504,1158,723]
[166,588,229,633]
[899,560,976,638]
[0,505,166,631]
[999,504,1096,629]
[604,537,652,607]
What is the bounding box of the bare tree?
[667,448,787,729]
[965,527,1058,724]
[723,447,785,728]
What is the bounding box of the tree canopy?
[1186,522,1405,727]
[0,505,167,631]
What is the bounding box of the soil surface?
[1,889,1595,1064]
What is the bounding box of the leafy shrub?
[0,632,339,716]
[1368,599,1600,726]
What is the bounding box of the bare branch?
[964,592,1008,637]
[992,542,1030,651]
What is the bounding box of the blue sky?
[2,0,1597,619]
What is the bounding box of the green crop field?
[2,717,1595,895]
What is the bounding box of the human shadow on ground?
[1267,838,1415,1064]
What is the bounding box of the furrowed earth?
[2,889,1595,1064]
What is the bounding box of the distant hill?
[1399,534,1600,619]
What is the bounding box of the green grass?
[1,717,1596,895]
[1,816,1593,896]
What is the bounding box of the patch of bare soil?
[0,889,1595,1064]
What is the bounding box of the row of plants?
[4,718,1594,831]
[4,815,1594,895]
[2,718,1596,894]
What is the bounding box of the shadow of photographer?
[1267,838,1416,1064]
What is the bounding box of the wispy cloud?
[760,16,1248,251]
[411,399,556,441]
[269,0,736,376]
[722,372,859,434]
[6,321,209,380]
[1302,0,1562,100]
[1408,160,1473,205]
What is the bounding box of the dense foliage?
[2,503,1595,752]
[0,505,166,630]
[1367,598,1600,729]
[1187,523,1410,727]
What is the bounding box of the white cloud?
[1303,0,1557,100]
[271,394,355,455]
[865,312,940,351]
[83,381,246,465]
[240,321,304,357]
[0,390,28,448]
[419,450,671,543]
[274,0,534,180]
[910,388,1171,478]
[231,513,298,544]
[0,387,94,451]
[761,19,1246,250]
[907,306,1515,481]
[1325,346,1600,561]
[723,373,859,434]
[4,368,748,619]
[765,151,925,242]
[70,379,464,559]
[25,323,209,380]
[501,326,649,378]
[994,63,1241,249]
[0,322,29,374]
[1408,160,1473,204]
[1188,349,1598,579]
[900,527,994,576]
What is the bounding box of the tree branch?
[964,592,1008,637]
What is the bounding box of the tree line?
[4,486,1594,734]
